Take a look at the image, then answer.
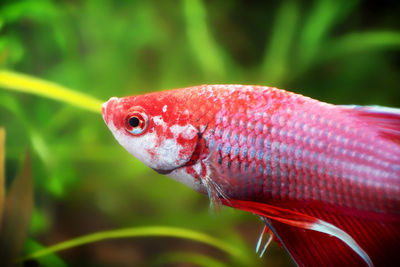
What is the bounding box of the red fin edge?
[223,199,400,267]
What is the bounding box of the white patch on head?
[106,114,198,173]
[167,165,203,192]
[103,98,203,193]
[153,115,165,127]
[152,116,197,140]
[157,139,185,167]
[162,105,167,112]
[106,120,160,168]
[170,124,197,140]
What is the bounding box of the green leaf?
[0,70,103,114]
[0,35,25,66]
[296,0,343,70]
[0,128,4,229]
[0,152,33,265]
[21,226,249,265]
[261,0,300,86]
[0,94,54,171]
[182,0,226,78]
[23,239,68,267]
[29,208,49,235]
[322,31,400,61]
[0,0,58,24]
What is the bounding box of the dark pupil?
[129,116,140,128]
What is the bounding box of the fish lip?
[102,97,119,124]
[152,160,193,175]
[101,103,107,122]
[152,167,177,175]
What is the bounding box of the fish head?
[102,92,203,186]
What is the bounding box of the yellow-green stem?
[0,70,103,114]
[20,226,248,263]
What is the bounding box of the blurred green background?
[0,0,399,266]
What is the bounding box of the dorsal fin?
[340,105,400,143]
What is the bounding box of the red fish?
[102,85,400,267]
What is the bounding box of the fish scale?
[102,84,400,266]
[197,87,399,215]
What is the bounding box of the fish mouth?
[152,167,178,175]
[152,158,194,175]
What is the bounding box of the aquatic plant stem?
[0,70,103,114]
[20,226,247,263]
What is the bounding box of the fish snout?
[102,97,119,125]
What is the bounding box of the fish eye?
[129,117,140,127]
[124,112,148,135]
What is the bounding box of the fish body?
[102,85,400,266]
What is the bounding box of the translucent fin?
[200,163,230,212]
[311,219,373,267]
[256,224,274,258]
[223,198,377,267]
[259,233,273,258]
[255,225,267,254]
